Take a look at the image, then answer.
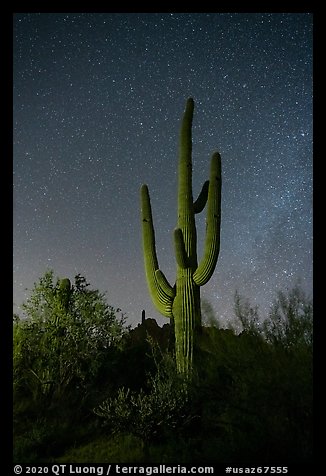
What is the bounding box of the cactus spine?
[141,98,221,376]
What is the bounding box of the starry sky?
[13,12,313,327]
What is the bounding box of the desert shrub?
[13,270,128,463]
[95,352,193,444]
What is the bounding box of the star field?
[13,12,313,327]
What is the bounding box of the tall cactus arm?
[178,97,198,270]
[141,184,174,317]
[179,98,194,166]
[178,98,194,215]
[193,180,209,214]
[193,152,222,286]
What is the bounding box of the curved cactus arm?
[174,228,188,269]
[193,152,221,287]
[193,180,209,214]
[153,276,174,317]
[155,269,175,298]
[141,184,174,317]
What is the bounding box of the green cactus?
[140,98,222,376]
[58,278,72,312]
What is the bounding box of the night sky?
[13,13,313,327]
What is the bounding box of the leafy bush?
[263,284,313,348]
[95,352,193,444]
[13,278,312,465]
[14,271,127,408]
[189,285,313,464]
[13,271,128,463]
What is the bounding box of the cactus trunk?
[141,98,221,377]
[173,271,200,375]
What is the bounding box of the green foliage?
[141,98,221,376]
[14,417,75,464]
[13,277,312,465]
[234,290,261,334]
[55,434,144,463]
[263,284,313,348]
[14,271,126,406]
[234,284,313,349]
[95,352,192,444]
[201,297,220,328]
[13,270,128,463]
[196,285,313,464]
[93,283,312,463]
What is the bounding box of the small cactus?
[58,278,71,311]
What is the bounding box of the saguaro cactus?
[140,98,221,376]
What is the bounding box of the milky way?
[13,13,313,327]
